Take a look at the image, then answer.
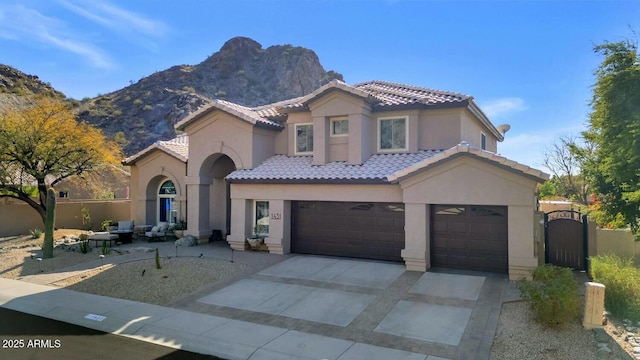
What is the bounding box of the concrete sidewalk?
[0,277,434,359]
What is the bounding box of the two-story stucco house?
[124,80,548,279]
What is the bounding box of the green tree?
[542,135,590,204]
[0,96,121,257]
[582,40,640,234]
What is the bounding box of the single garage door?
[431,205,508,273]
[292,201,405,262]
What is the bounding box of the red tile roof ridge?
[354,80,472,101]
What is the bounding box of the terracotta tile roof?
[276,80,471,111]
[123,134,189,165]
[226,150,444,183]
[176,80,480,132]
[214,100,283,128]
[353,80,471,107]
[175,99,286,131]
[387,142,549,183]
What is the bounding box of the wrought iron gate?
[544,210,588,270]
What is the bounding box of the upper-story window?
[295,123,313,154]
[378,116,408,152]
[330,117,349,137]
[481,133,487,150]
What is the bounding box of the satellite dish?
[497,124,511,135]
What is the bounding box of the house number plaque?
[270,213,282,220]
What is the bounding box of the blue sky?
[0,0,638,171]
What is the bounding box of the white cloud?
[481,97,527,119]
[497,125,585,175]
[59,0,168,39]
[0,4,114,69]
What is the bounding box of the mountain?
[0,65,66,108]
[77,37,343,155]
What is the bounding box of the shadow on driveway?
[0,307,224,360]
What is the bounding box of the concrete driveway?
[178,255,507,360]
[1,243,508,360]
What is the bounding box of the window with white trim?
[330,117,349,136]
[295,123,313,154]
[481,133,487,150]
[254,200,269,236]
[378,116,408,151]
[158,180,177,225]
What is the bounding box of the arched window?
[158,180,177,225]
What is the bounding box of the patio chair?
[110,220,135,243]
[144,221,170,242]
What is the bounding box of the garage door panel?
[469,223,491,233]
[433,221,448,232]
[431,204,508,273]
[448,223,469,233]
[292,201,404,262]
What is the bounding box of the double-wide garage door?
[292,201,405,262]
[431,205,508,273]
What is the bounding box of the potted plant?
[172,220,186,238]
[246,224,268,249]
[101,219,117,232]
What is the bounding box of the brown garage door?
[292,201,405,262]
[431,205,508,273]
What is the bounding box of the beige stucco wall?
[539,200,577,213]
[0,198,130,236]
[594,228,640,258]
[281,92,503,168]
[461,109,498,152]
[398,155,540,279]
[129,150,186,227]
[419,108,462,151]
[181,109,280,239]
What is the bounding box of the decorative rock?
[125,247,155,254]
[175,235,198,247]
[597,344,612,359]
[594,328,611,342]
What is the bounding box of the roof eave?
[122,144,187,166]
[175,103,216,131]
[388,143,549,183]
[226,178,389,185]
[467,101,504,141]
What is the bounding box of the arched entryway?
[193,153,237,237]
[144,175,184,226]
[158,180,178,225]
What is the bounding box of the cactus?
[155,248,161,269]
[42,188,56,258]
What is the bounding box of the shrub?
[142,104,152,111]
[590,254,640,321]
[133,98,143,105]
[29,228,42,239]
[518,264,580,326]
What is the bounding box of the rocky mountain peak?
[218,36,263,54]
[2,37,344,156]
